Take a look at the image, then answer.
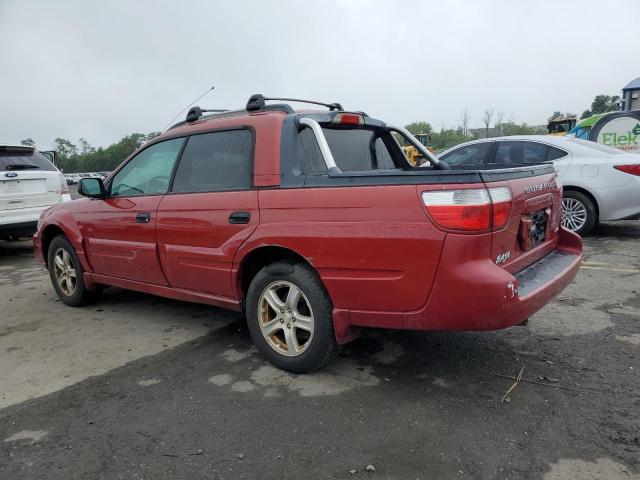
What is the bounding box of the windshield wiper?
[6,164,39,170]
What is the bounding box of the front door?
[81,137,185,285]
[156,129,258,298]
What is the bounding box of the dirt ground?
[0,222,638,479]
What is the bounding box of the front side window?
[171,130,253,193]
[111,138,184,197]
[439,142,491,166]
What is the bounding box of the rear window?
[297,127,397,173]
[0,148,56,171]
[322,128,395,171]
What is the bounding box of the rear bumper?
[403,227,582,331]
[0,220,38,237]
[331,228,582,344]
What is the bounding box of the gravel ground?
[0,221,638,479]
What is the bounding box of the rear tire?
[47,235,100,307]
[246,260,341,373]
[562,190,596,236]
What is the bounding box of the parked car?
[438,136,640,235]
[64,174,81,185]
[1,145,71,240]
[34,95,582,372]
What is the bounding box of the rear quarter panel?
[236,185,445,316]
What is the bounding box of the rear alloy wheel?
[47,235,100,307]
[562,191,596,235]
[246,260,341,373]
[258,281,315,357]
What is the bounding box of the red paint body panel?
[77,196,168,285]
[156,191,259,297]
[404,227,581,331]
[33,109,583,346]
[242,185,445,314]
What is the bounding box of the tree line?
[21,132,160,173]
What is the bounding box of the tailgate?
[0,171,62,210]
[481,165,562,274]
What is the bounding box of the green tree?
[581,94,620,118]
[501,122,546,136]
[78,138,95,155]
[20,138,36,146]
[54,138,78,158]
[405,121,432,135]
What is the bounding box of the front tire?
[562,190,596,236]
[47,235,100,307]
[246,260,340,373]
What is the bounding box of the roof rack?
[186,106,229,122]
[246,94,343,112]
[167,94,346,131]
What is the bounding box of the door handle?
[228,211,251,224]
[136,212,151,223]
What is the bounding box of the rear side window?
[440,142,491,166]
[547,146,568,160]
[492,141,549,165]
[0,148,56,171]
[172,130,253,193]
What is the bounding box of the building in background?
[621,76,640,111]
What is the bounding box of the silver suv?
[0,145,71,240]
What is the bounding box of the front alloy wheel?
[47,235,100,307]
[258,281,315,356]
[53,247,77,296]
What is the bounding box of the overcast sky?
[1,0,638,149]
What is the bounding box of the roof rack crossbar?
[246,94,343,112]
[186,106,230,122]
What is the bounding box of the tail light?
[59,174,70,195]
[488,186,512,228]
[422,186,512,232]
[614,164,640,176]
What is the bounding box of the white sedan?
[438,135,640,235]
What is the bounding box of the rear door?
[80,138,184,284]
[156,129,258,298]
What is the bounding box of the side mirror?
[78,177,105,198]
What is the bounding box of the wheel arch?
[41,224,68,267]
[40,218,91,272]
[562,185,599,221]
[236,245,317,299]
